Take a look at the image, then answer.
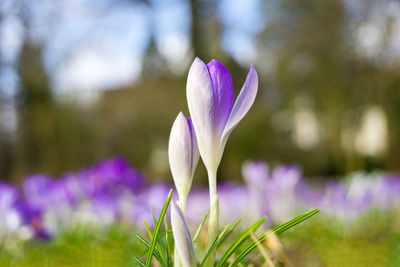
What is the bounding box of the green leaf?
[164,216,172,266]
[216,217,265,267]
[200,224,231,266]
[133,256,145,267]
[217,218,242,249]
[143,221,153,239]
[150,209,167,265]
[271,209,319,235]
[135,234,164,264]
[229,209,319,266]
[193,211,209,243]
[145,189,173,267]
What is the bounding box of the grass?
[0,211,398,266]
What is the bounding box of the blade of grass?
[217,218,242,249]
[133,256,145,267]
[193,211,209,243]
[143,220,167,266]
[151,210,169,265]
[135,234,164,264]
[164,216,172,266]
[145,189,173,267]
[143,221,153,239]
[229,209,319,266]
[158,229,172,239]
[272,209,319,235]
[200,224,231,266]
[216,217,266,267]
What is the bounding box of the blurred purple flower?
[0,183,21,234]
[22,175,54,209]
[242,161,268,221]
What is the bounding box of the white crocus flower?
[168,112,199,212]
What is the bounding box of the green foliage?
[132,192,318,267]
[216,217,265,266]
[0,210,398,266]
[144,189,173,267]
[229,209,319,266]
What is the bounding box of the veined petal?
[220,65,258,151]
[186,58,218,168]
[171,201,196,267]
[169,112,196,200]
[207,60,233,136]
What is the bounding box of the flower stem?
[206,168,219,266]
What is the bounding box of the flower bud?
[168,112,199,207]
[171,201,196,267]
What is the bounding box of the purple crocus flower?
[94,157,145,193]
[242,161,269,221]
[186,58,258,255]
[22,175,54,209]
[91,194,119,226]
[14,201,50,240]
[266,166,303,223]
[186,58,258,171]
[0,183,21,234]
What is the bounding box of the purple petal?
[221,65,258,148]
[207,60,233,135]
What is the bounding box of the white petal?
[169,112,195,200]
[186,58,218,169]
[171,201,196,267]
[187,118,200,178]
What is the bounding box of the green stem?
[205,168,219,267]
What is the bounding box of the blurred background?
[1,0,400,185]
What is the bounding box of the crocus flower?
[186,57,258,258]
[171,201,196,267]
[186,58,258,172]
[168,112,199,212]
[242,161,269,221]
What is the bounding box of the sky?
[0,0,265,99]
[1,0,400,100]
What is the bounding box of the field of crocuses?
[0,156,399,266]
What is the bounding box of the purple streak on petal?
[221,65,258,147]
[207,60,233,135]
